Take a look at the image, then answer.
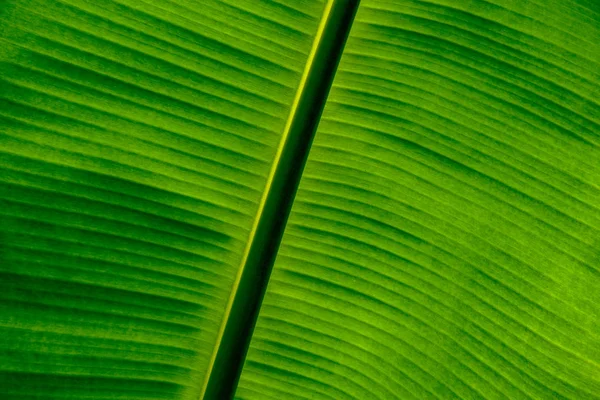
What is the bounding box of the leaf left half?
[0,1,326,399]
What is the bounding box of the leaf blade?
[0,0,327,398]
[237,0,600,398]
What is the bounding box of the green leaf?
[3,0,600,399]
[237,0,600,399]
[0,0,329,398]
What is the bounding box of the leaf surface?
[237,0,600,399]
[0,0,326,398]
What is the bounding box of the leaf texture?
[237,0,600,399]
[0,0,326,399]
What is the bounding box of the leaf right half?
[237,0,600,399]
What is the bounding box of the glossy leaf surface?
[0,0,325,398]
[238,1,600,399]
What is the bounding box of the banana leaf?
[1,0,599,399]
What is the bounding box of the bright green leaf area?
[238,0,600,399]
[0,0,326,399]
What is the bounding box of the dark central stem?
[201,1,361,399]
